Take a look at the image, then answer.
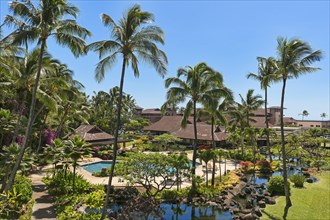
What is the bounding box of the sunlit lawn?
[262,171,330,220]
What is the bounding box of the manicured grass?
[262,172,330,220]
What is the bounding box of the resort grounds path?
[29,168,57,220]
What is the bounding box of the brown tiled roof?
[283,117,296,123]
[142,108,162,114]
[144,116,183,132]
[72,125,113,141]
[171,124,228,141]
[144,116,227,142]
[250,117,274,128]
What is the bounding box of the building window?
[310,125,314,127]
[299,124,303,127]
[316,125,320,127]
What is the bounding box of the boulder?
[258,201,266,208]
[230,208,240,214]
[206,201,218,207]
[241,176,248,182]
[265,196,276,205]
[240,209,252,214]
[254,208,262,217]
[242,213,257,220]
[306,178,314,183]
[256,193,265,201]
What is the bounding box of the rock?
[306,178,314,183]
[256,193,265,201]
[242,213,256,220]
[302,171,311,177]
[254,208,262,217]
[241,176,248,182]
[230,208,240,214]
[239,192,246,198]
[265,196,276,205]
[206,201,218,207]
[258,201,266,208]
[245,187,252,194]
[240,209,252,214]
[264,191,271,197]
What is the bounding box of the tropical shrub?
[43,171,90,195]
[0,175,33,219]
[267,176,289,195]
[290,174,305,188]
[256,160,272,173]
[240,161,253,172]
[85,189,105,209]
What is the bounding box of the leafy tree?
[164,62,222,191]
[247,57,277,161]
[87,5,167,218]
[275,36,322,217]
[198,149,215,186]
[116,152,177,197]
[153,133,182,150]
[89,87,137,135]
[3,0,91,192]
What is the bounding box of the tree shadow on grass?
[261,209,281,220]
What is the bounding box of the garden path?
[30,169,57,220]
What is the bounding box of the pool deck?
[77,152,238,187]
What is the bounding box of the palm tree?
[87,5,167,217]
[238,89,264,127]
[3,0,91,192]
[64,136,91,194]
[198,89,233,187]
[275,37,322,217]
[198,150,215,186]
[299,110,309,121]
[164,62,222,191]
[247,57,277,161]
[320,113,327,122]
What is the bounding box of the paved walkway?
[30,170,57,220]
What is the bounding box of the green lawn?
[262,172,330,220]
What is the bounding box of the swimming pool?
[81,160,201,173]
[81,161,113,173]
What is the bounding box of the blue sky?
[1,0,329,120]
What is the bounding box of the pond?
[87,203,233,220]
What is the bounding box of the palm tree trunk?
[101,57,126,220]
[56,104,69,138]
[192,100,198,191]
[241,129,244,155]
[205,161,208,186]
[4,39,46,192]
[219,155,222,183]
[11,91,27,144]
[37,110,48,153]
[265,88,272,162]
[72,161,76,194]
[280,78,292,218]
[211,117,216,187]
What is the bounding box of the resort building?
[70,125,130,146]
[143,116,228,146]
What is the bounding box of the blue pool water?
[81,160,201,173]
[81,161,113,173]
